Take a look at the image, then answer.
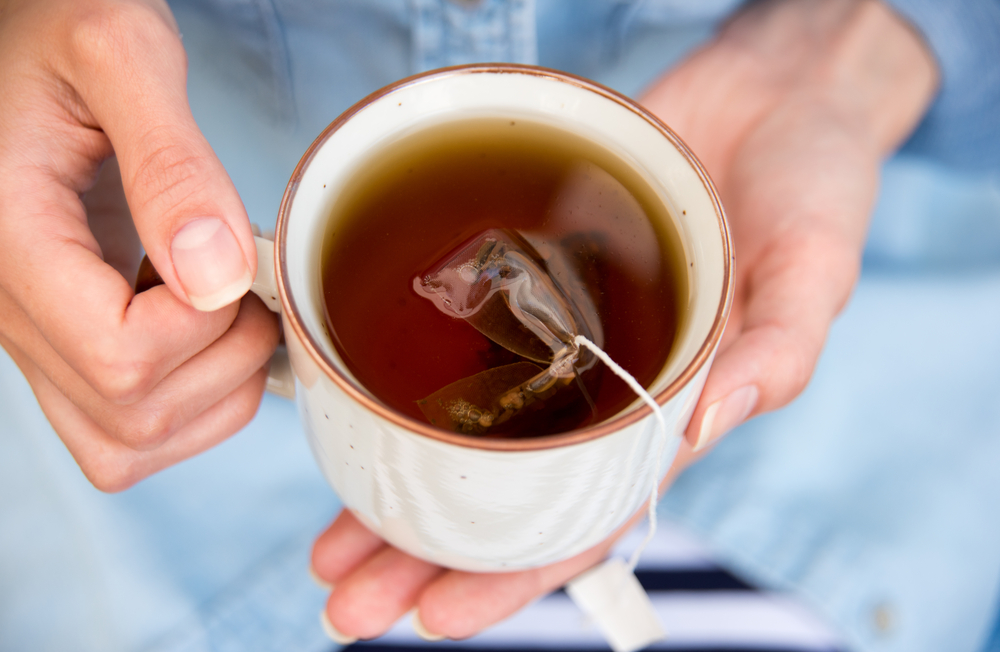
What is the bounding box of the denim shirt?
[2,2,999,652]
[167,0,1000,168]
[883,0,1000,169]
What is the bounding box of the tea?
[321,117,686,437]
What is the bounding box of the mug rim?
[275,63,734,452]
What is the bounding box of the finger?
[311,510,388,588]
[325,547,444,640]
[1,162,245,404]
[313,447,699,643]
[83,156,141,282]
[685,229,860,451]
[4,335,269,492]
[0,1,256,406]
[1,282,277,450]
[1,153,242,408]
[67,294,277,449]
[58,0,256,311]
[413,493,679,641]
[414,553,599,640]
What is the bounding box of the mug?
[248,64,732,572]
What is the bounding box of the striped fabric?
[346,523,845,652]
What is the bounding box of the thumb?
[684,230,860,451]
[64,1,255,311]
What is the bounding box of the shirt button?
[872,602,895,635]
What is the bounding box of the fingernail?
[412,610,446,642]
[309,565,335,592]
[693,385,758,452]
[320,610,357,645]
[171,217,252,311]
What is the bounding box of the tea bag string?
[574,335,667,573]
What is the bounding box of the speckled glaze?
[256,65,732,572]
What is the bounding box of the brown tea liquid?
[321,118,686,437]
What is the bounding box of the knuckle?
[747,323,821,411]
[773,329,819,400]
[783,355,812,398]
[237,297,282,355]
[127,139,211,217]
[91,372,148,405]
[114,405,175,451]
[70,2,181,69]
[83,344,156,404]
[81,454,141,493]
[230,372,268,426]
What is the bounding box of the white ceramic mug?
[248,64,732,572]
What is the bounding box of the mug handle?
[134,234,296,400]
[250,236,295,399]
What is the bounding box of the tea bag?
[413,229,603,434]
[414,230,672,584]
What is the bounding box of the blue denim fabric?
[884,0,1000,169]
[662,159,1000,652]
[0,361,338,652]
[2,2,999,651]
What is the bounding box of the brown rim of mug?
[275,63,734,452]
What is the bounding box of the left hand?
[310,0,937,641]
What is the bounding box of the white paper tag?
[565,558,666,652]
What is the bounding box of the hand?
[311,445,699,643]
[312,510,620,642]
[0,0,279,491]
[309,0,937,642]
[642,0,938,450]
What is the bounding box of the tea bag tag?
[565,557,666,652]
[567,336,670,652]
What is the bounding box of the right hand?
[0,0,280,491]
